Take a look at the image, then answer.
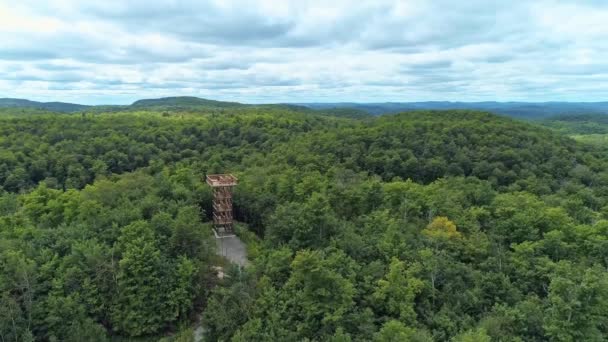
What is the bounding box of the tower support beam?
[206,174,238,236]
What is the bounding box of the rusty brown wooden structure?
[206,174,238,235]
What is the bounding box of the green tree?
[374,320,432,342]
[544,263,608,341]
[285,250,355,339]
[111,221,166,336]
[452,328,491,342]
[373,258,424,324]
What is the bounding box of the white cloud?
[1,0,608,104]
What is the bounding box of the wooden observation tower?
[206,174,238,235]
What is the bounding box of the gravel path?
[194,234,249,341]
[215,235,249,267]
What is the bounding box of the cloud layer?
[1,0,608,104]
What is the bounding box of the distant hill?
[0,96,368,119]
[314,107,372,119]
[0,96,246,113]
[0,98,90,112]
[3,96,608,119]
[300,101,608,119]
[131,96,244,108]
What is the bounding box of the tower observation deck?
[206,174,238,236]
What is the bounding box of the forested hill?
[542,113,608,134]
[1,107,608,341]
[539,113,608,150]
[131,96,245,108]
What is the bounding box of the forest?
[1,104,608,341]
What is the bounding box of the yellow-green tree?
[423,216,461,240]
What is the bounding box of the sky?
[1,0,608,105]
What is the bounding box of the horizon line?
[3,96,608,107]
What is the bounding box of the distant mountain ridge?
[0,96,247,113]
[0,98,90,112]
[300,101,608,119]
[2,96,608,119]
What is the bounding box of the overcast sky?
[1,0,608,104]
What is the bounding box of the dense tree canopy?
[1,107,608,340]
